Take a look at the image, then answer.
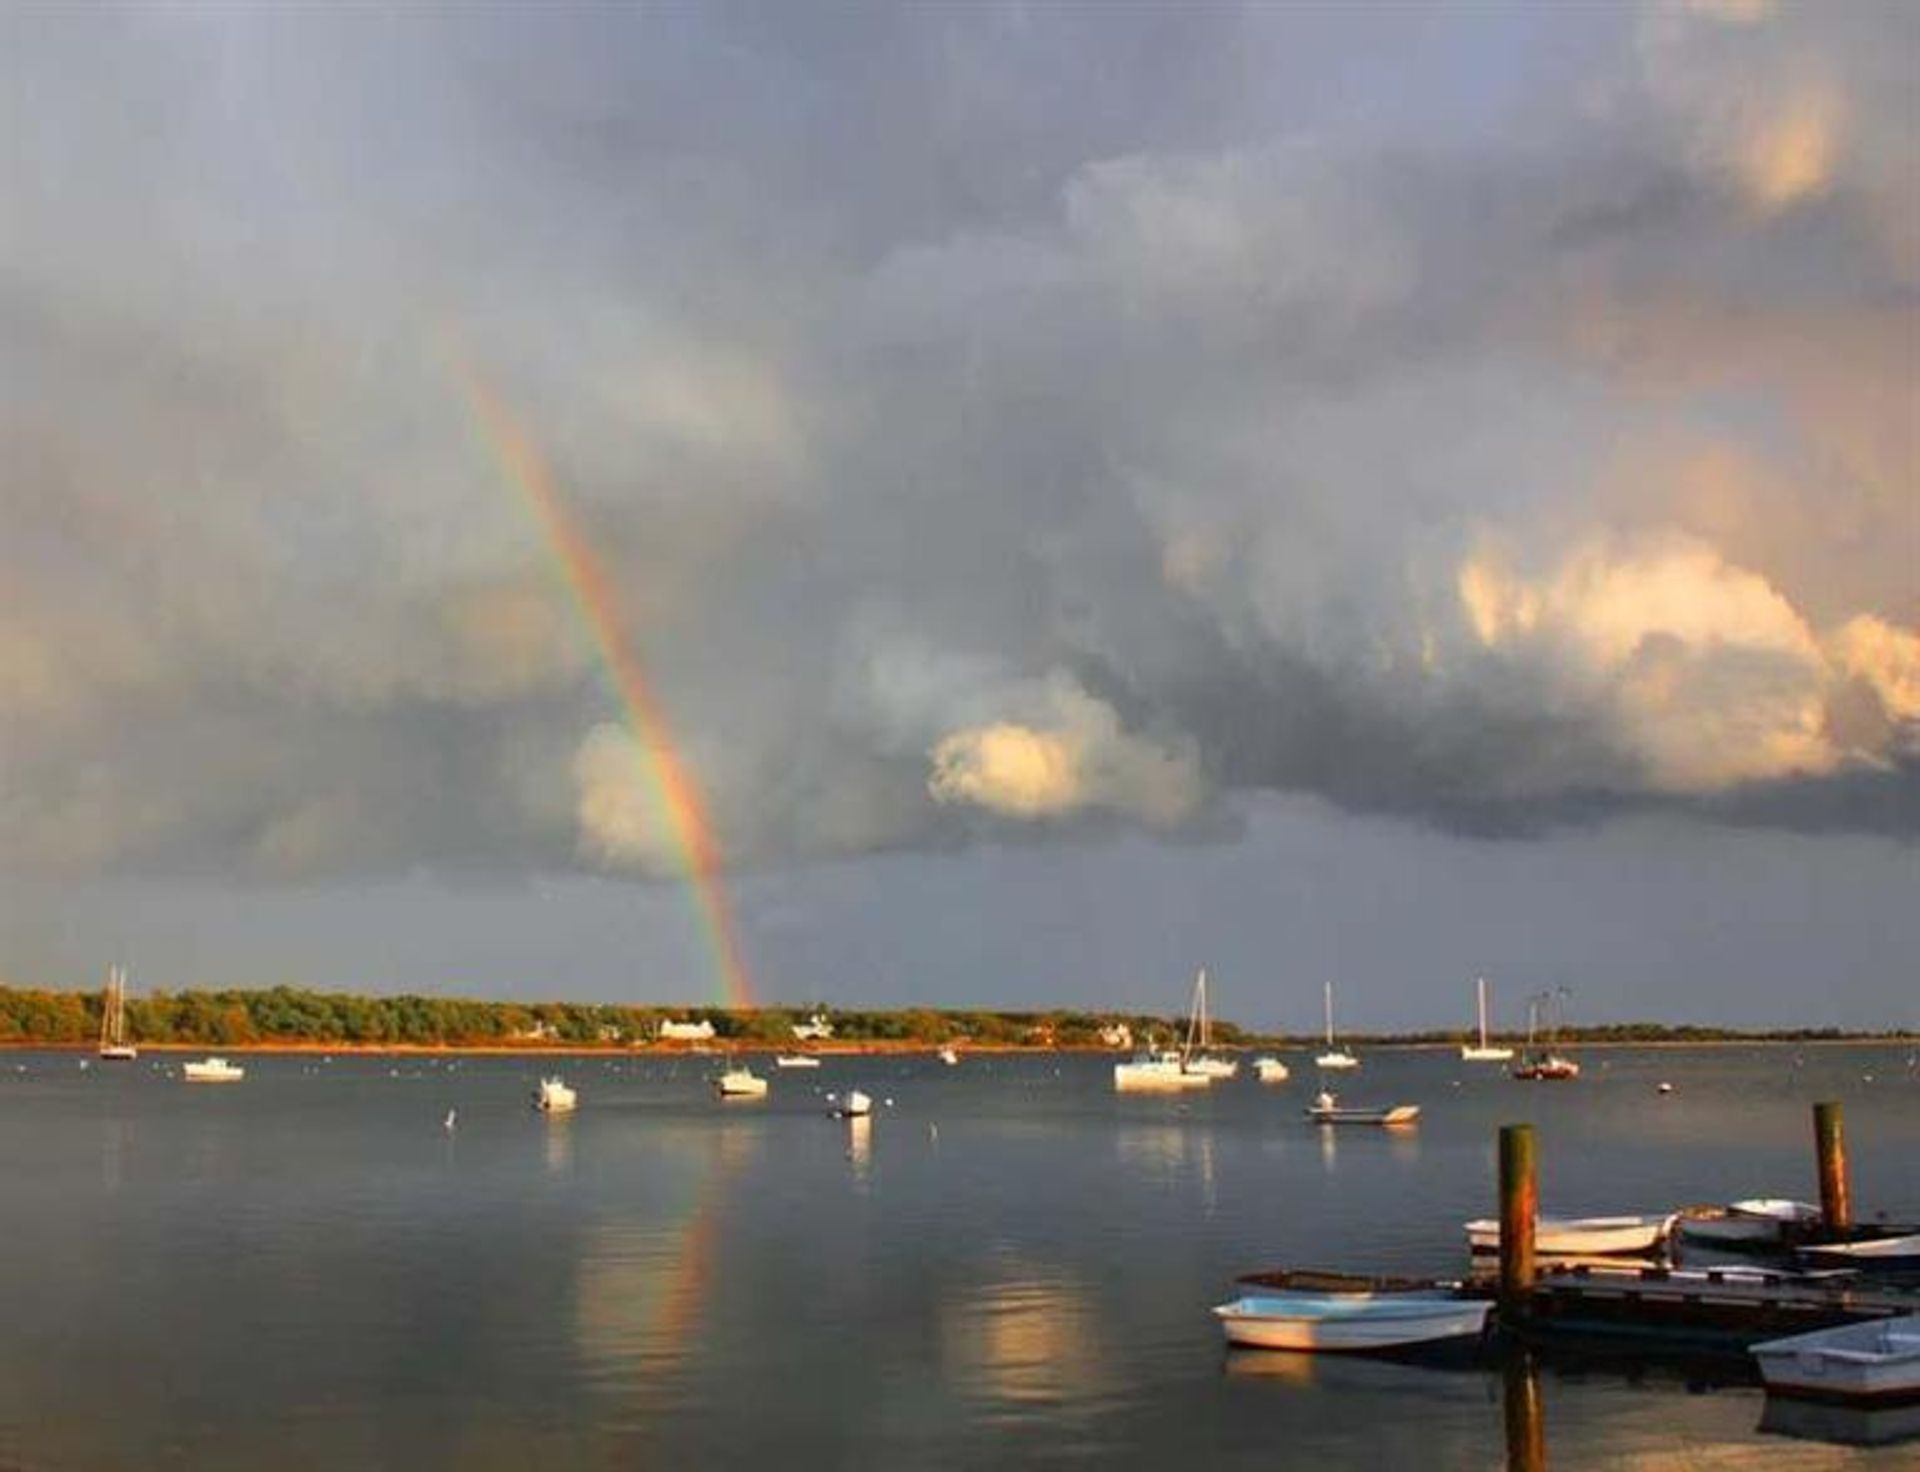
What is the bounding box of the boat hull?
[1799,1234,1920,1270]
[1751,1316,1920,1406]
[182,1059,245,1083]
[1214,1294,1491,1352]
[1459,1046,1513,1062]
[1466,1214,1673,1255]
[1307,1105,1419,1125]
[1314,1053,1360,1070]
[1113,1061,1210,1091]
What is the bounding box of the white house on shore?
[657,1018,716,1042]
[791,1012,833,1041]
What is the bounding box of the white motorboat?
[1181,969,1239,1079]
[1677,1198,1821,1247]
[182,1057,245,1083]
[1305,1090,1417,1126]
[1465,1213,1675,1256]
[937,1046,959,1066]
[1458,976,1512,1062]
[1751,1315,1920,1405]
[833,1088,872,1118]
[533,1076,577,1112]
[1213,1292,1491,1352]
[712,1065,769,1098]
[1253,1056,1291,1084]
[1799,1233,1920,1270]
[1315,982,1359,1070]
[1114,1049,1211,1091]
[774,1054,821,1069]
[98,964,138,1061]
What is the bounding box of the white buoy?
[1657,1082,1673,1095]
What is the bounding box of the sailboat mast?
[1324,981,1334,1046]
[1476,976,1489,1049]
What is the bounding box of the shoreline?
[4,1035,1911,1057]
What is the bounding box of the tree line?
[0,984,1906,1048]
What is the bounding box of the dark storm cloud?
[2,1,1914,881]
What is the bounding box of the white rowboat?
[713,1066,769,1098]
[1751,1315,1920,1406]
[1213,1293,1491,1352]
[1305,1091,1417,1125]
[1465,1213,1675,1256]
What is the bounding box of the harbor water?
[2,1045,1915,1468]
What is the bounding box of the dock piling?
[1498,1123,1536,1320]
[1813,1100,1851,1231]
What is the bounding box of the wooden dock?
[1517,1263,1920,1349]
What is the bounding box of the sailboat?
[1315,982,1359,1070]
[1459,976,1512,1062]
[1510,991,1580,1080]
[1182,969,1239,1079]
[98,965,137,1061]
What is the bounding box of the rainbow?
[454,358,756,1011]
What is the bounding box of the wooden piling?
[1813,1100,1851,1231]
[1499,1123,1537,1320]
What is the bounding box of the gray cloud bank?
[2,2,1914,882]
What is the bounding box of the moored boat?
[1315,981,1360,1070]
[1181,969,1239,1079]
[1798,1233,1920,1270]
[1114,1047,1210,1092]
[833,1088,872,1118]
[182,1057,244,1083]
[774,1054,821,1069]
[1465,1213,1675,1256]
[1509,990,1580,1080]
[1212,1292,1492,1352]
[98,964,138,1061]
[1253,1056,1291,1084]
[1459,976,1512,1062]
[1677,1198,1821,1248]
[937,1045,959,1066]
[533,1076,577,1112]
[712,1065,769,1098]
[1750,1314,1920,1405]
[1305,1090,1418,1125]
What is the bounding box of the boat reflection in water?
[1759,1394,1920,1448]
[846,1113,872,1182]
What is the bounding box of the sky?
[2,2,1915,1029]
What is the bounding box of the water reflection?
[846,1114,872,1182]
[542,1113,574,1175]
[1115,1124,1215,1199]
[1759,1394,1920,1448]
[941,1263,1108,1417]
[1502,1351,1546,1472]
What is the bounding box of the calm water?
[2,1045,1916,1470]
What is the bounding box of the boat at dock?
[1212,1291,1491,1352]
[1750,1315,1920,1406]
[712,1064,769,1098]
[1459,976,1511,1062]
[1305,1090,1418,1126]
[1314,981,1359,1070]
[532,1076,577,1112]
[98,965,137,1061]
[182,1057,245,1083]
[1253,1055,1290,1083]
[1677,1199,1821,1248]
[1465,1213,1674,1256]
[1799,1233,1920,1271]
[774,1054,821,1069]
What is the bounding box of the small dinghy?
[182,1057,245,1084]
[1678,1198,1820,1248]
[1304,1090,1417,1125]
[774,1054,821,1069]
[831,1088,872,1118]
[1465,1213,1675,1256]
[1213,1292,1491,1353]
[1751,1314,1920,1405]
[1799,1232,1920,1271]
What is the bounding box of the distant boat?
[1458,977,1512,1062]
[1212,1291,1490,1353]
[1465,1213,1674,1256]
[712,1064,769,1098]
[1510,991,1580,1080]
[774,1054,821,1069]
[937,1046,960,1067]
[1315,982,1359,1070]
[182,1057,245,1084]
[1253,1056,1291,1084]
[1181,969,1239,1079]
[532,1076,577,1112]
[1114,1046,1211,1092]
[98,965,138,1061]
[1305,1090,1418,1126]
[1751,1315,1920,1406]
[834,1088,872,1118]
